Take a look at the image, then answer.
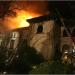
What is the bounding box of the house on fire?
[1,15,74,61]
[27,15,61,60]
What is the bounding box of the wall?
[28,20,60,60]
[61,27,73,52]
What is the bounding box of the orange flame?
[4,10,42,29]
[3,1,49,30]
[12,10,33,28]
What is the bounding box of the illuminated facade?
[1,15,61,60]
[27,15,61,60]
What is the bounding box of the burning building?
[1,1,75,74]
[27,15,61,60]
[1,14,61,61]
[1,13,75,63]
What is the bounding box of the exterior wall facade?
[61,27,73,52]
[28,20,61,60]
[1,16,62,61]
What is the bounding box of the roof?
[6,27,30,34]
[12,27,29,31]
[27,15,56,23]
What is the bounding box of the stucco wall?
[28,20,57,60]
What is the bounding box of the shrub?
[29,61,73,74]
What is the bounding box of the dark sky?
[0,1,75,18]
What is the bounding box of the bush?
[29,61,73,74]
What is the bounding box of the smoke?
[3,1,49,30]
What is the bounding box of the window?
[10,40,15,49]
[37,25,43,34]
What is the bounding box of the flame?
[19,20,30,27]
[4,10,42,29]
[13,10,33,28]
[3,1,49,30]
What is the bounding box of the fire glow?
[3,1,49,30]
[14,10,33,28]
[4,10,42,29]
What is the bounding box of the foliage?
[29,61,73,74]
[29,62,50,74]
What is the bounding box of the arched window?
[37,25,43,34]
